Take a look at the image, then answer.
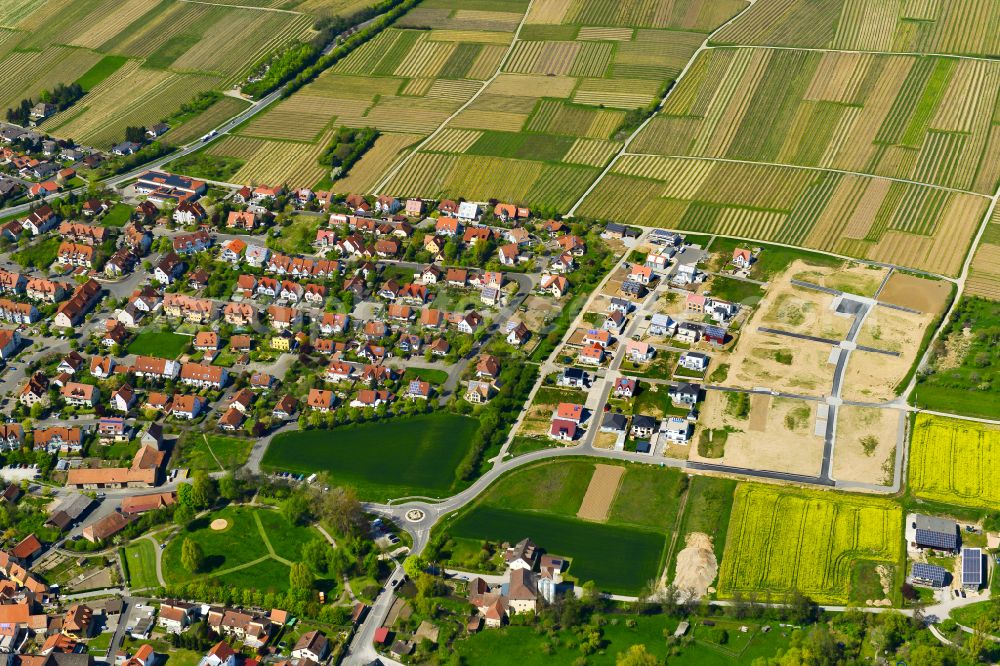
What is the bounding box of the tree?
[181,538,203,573]
[785,589,820,625]
[190,472,216,509]
[315,486,362,535]
[289,562,314,591]
[302,539,329,574]
[177,483,194,508]
[218,472,240,501]
[615,644,657,666]
[174,503,195,526]
[282,492,311,525]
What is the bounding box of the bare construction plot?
[831,406,900,485]
[577,464,625,522]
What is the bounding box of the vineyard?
[631,47,1000,194]
[712,0,1000,57]
[206,132,334,187]
[577,156,984,276]
[966,208,1000,301]
[379,0,752,211]
[45,61,220,148]
[717,484,903,604]
[909,415,1000,510]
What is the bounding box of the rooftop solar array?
[912,563,947,586]
[962,548,983,586]
[915,527,957,550]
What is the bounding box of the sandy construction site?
[831,405,902,485]
[690,390,825,476]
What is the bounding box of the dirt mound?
[210,519,229,531]
[673,532,718,601]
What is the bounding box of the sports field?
[908,414,1000,511]
[125,331,191,358]
[261,413,479,501]
[717,484,903,604]
[162,506,331,593]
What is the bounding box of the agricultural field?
[718,484,903,604]
[437,459,682,593]
[711,0,1000,57]
[632,48,1000,194]
[213,1,531,189]
[576,155,986,277]
[0,0,373,149]
[908,414,1000,511]
[966,207,1000,301]
[914,296,1000,418]
[379,0,751,210]
[260,413,479,501]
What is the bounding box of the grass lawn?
[402,367,449,385]
[667,475,737,580]
[622,353,677,380]
[160,650,203,666]
[169,152,245,182]
[508,435,560,457]
[261,413,479,501]
[13,237,61,269]
[270,215,322,254]
[101,203,133,227]
[456,614,786,664]
[707,276,765,306]
[122,540,159,590]
[126,331,191,358]
[163,506,330,593]
[950,600,996,627]
[710,237,841,281]
[182,435,253,471]
[86,631,114,652]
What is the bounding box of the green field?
[75,55,128,90]
[914,297,1000,419]
[718,484,903,604]
[181,435,254,471]
[908,414,1000,511]
[667,475,737,583]
[122,539,160,590]
[101,203,133,227]
[447,506,665,594]
[162,506,331,593]
[13,237,60,269]
[457,614,787,665]
[261,414,479,501]
[126,331,191,358]
[437,459,685,594]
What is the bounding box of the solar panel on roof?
[962,549,983,585]
[912,563,947,586]
[915,528,957,550]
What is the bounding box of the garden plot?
[841,305,934,402]
[908,415,1000,511]
[718,484,903,604]
[692,390,824,477]
[831,406,900,486]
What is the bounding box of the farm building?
[961,548,983,590]
[906,514,958,552]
